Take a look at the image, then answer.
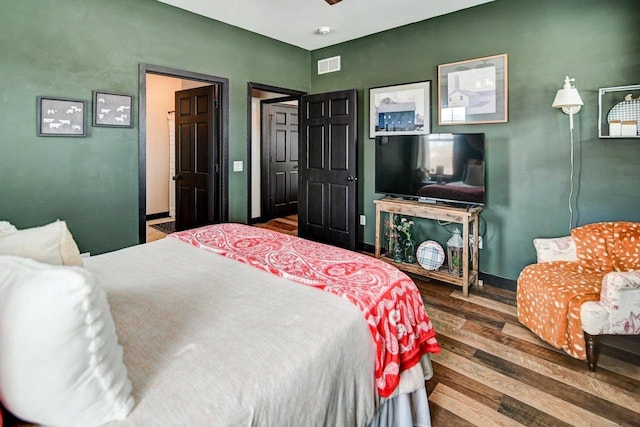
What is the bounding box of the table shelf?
[374,197,482,297]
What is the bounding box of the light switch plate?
[233,161,243,172]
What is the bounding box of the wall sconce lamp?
[552,75,584,231]
[552,76,584,130]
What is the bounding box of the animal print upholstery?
[517,222,640,360]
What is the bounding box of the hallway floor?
[146,217,173,242]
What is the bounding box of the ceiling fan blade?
[325,0,342,5]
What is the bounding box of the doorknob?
[347,175,358,182]
[172,175,183,181]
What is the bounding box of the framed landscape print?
[369,80,431,138]
[438,53,508,125]
[37,96,86,137]
[93,91,133,127]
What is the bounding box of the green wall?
[310,0,640,280]
[0,0,309,254]
[1,0,639,282]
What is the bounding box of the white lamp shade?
[552,88,584,108]
[552,76,584,109]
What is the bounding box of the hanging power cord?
[569,126,575,231]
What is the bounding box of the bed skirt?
[369,354,433,427]
[369,387,431,427]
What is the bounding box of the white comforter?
[86,237,378,426]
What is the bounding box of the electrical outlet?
[359,215,366,226]
[233,161,243,172]
[469,235,483,249]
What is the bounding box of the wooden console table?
[374,197,482,297]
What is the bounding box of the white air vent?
[317,56,341,75]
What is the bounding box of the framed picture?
[92,91,133,127]
[37,96,86,137]
[369,80,431,138]
[438,53,508,125]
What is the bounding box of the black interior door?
[174,85,218,231]
[299,89,358,250]
[262,102,299,219]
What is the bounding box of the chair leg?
[583,331,599,372]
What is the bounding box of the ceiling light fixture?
[317,26,331,35]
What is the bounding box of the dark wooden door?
[299,89,358,250]
[174,85,218,231]
[262,103,299,219]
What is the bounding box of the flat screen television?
[375,133,485,206]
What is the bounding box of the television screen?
[375,133,485,206]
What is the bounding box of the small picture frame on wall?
[369,80,431,138]
[92,91,134,128]
[37,96,86,137]
[438,53,508,125]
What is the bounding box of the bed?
[0,222,440,427]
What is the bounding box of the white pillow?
[533,236,578,263]
[0,220,83,266]
[0,256,134,426]
[0,221,18,237]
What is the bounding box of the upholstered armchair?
[581,271,640,370]
[517,221,640,371]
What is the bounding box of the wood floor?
[146,217,174,242]
[419,280,640,426]
[253,214,298,235]
[258,215,640,427]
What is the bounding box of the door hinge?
[214,99,219,108]
[215,163,220,173]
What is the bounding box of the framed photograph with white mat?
[369,81,431,138]
[438,53,508,125]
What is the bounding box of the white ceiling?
[157,0,494,50]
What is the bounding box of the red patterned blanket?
[170,223,440,397]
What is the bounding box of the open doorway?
[138,64,229,243]
[247,82,305,224]
[145,75,210,223]
[247,84,359,250]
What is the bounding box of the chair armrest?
[533,236,577,263]
[581,270,640,335]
